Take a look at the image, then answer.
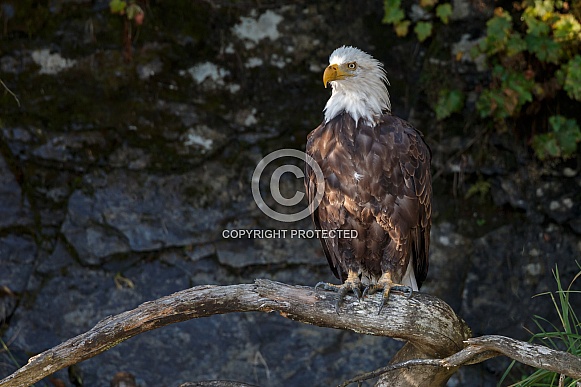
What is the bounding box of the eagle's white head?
[322,46,391,126]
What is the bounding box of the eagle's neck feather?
[324,73,391,127]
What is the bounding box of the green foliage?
[382,0,452,40]
[109,0,127,14]
[527,34,562,63]
[475,66,536,119]
[414,21,433,42]
[108,0,145,60]
[478,8,513,55]
[464,178,491,200]
[505,34,527,56]
[435,3,453,24]
[435,89,464,120]
[109,0,144,23]
[469,2,581,160]
[552,14,581,42]
[532,115,581,159]
[381,0,581,161]
[557,54,581,101]
[500,265,581,386]
[382,0,405,24]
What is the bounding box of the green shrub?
[532,115,581,160]
[382,0,581,161]
[473,2,581,160]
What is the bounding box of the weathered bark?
[443,335,581,378]
[377,342,458,387]
[0,279,579,387]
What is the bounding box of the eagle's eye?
[347,62,357,70]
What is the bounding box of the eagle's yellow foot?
[363,273,413,314]
[315,270,362,313]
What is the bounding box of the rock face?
[60,169,235,265]
[0,154,34,229]
[0,1,580,387]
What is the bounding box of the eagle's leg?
[315,270,362,313]
[363,272,413,314]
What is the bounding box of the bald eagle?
[306,46,432,311]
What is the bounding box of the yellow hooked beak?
[323,64,352,88]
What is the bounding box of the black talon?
[336,286,349,312]
[313,281,353,313]
[352,286,362,301]
[315,281,330,291]
[363,285,380,297]
[377,288,391,315]
[314,271,363,313]
[362,286,370,299]
[377,298,387,315]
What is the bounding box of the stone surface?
[0,155,33,229]
[60,168,236,265]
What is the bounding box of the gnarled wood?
[443,335,581,379]
[0,280,578,387]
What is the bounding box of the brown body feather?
[306,112,431,288]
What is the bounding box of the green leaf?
[506,33,526,56]
[552,14,581,42]
[550,115,581,157]
[126,3,143,20]
[436,3,453,24]
[523,12,551,37]
[532,133,560,160]
[435,89,465,120]
[414,21,433,42]
[383,0,405,24]
[109,0,127,14]
[525,34,562,63]
[559,55,581,101]
[476,66,536,119]
[481,11,513,54]
[533,116,581,160]
[469,44,483,60]
[476,89,506,118]
[529,0,555,16]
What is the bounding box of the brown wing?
[374,115,431,287]
[306,113,431,286]
[305,120,348,281]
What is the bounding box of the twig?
[0,79,20,107]
[338,358,442,387]
[342,334,581,386]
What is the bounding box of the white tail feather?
[401,260,418,291]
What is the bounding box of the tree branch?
[345,335,581,386]
[0,280,578,387]
[443,336,581,379]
